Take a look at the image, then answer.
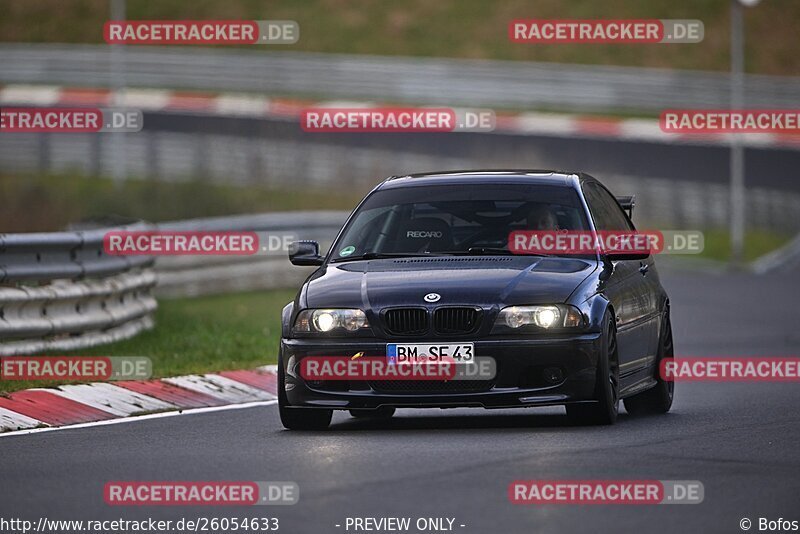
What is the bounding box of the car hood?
[303,256,597,309]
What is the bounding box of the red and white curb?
[0,365,278,434]
[2,84,798,150]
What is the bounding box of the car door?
[582,181,659,380]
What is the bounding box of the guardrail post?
[36,133,50,174]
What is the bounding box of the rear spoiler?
[616,195,635,219]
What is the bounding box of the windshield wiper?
[444,247,546,257]
[331,252,451,263]
[466,247,515,255]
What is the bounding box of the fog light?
[543,367,564,384]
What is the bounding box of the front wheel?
[278,357,332,430]
[566,312,619,425]
[623,310,674,415]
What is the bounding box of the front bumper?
[280,333,603,410]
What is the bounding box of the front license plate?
[386,343,474,365]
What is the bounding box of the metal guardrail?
[0,224,157,355]
[1,44,799,112]
[154,211,348,298]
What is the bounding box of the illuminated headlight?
[496,305,583,330]
[294,309,369,333]
[314,311,337,332]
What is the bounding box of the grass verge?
[0,172,363,232]
[1,0,798,75]
[0,289,293,394]
[677,229,791,263]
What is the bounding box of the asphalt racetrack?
[1,264,799,534]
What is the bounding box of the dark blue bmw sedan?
[278,171,674,429]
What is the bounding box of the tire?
[278,357,332,430]
[624,310,674,415]
[566,312,619,425]
[349,407,396,419]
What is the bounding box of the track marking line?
[2,84,797,150]
[0,400,277,439]
[115,379,223,408]
[163,374,275,403]
[0,406,46,431]
[0,389,116,425]
[44,383,176,416]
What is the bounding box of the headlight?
[495,305,583,330]
[294,309,369,333]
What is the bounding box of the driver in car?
[526,204,561,230]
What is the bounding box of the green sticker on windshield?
[339,246,356,257]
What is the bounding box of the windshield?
[330,183,590,261]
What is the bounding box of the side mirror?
[615,195,635,219]
[289,240,324,266]
[605,251,650,261]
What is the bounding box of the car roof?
[378,170,592,190]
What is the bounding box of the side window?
[582,182,633,231]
